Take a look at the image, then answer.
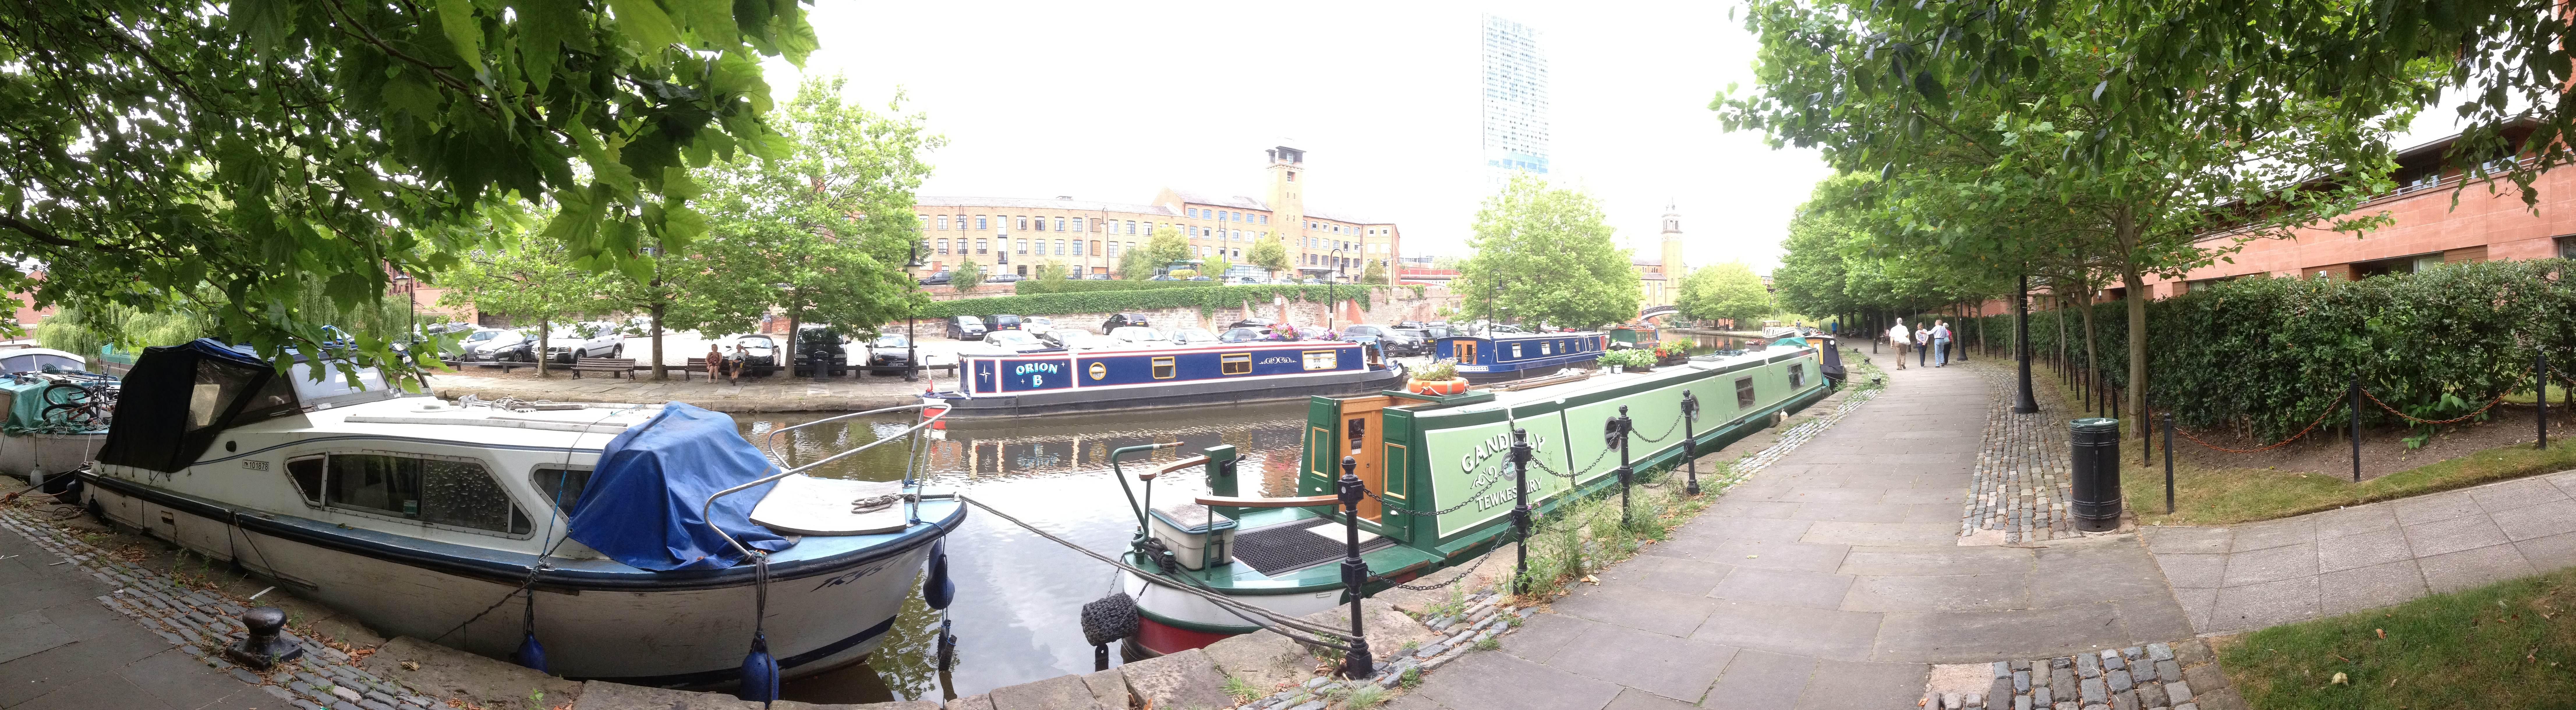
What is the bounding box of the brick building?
[910,144,1399,282]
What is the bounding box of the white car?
[545,321,625,363]
[1022,317,1055,336]
[1108,326,1172,347]
[980,330,1051,352]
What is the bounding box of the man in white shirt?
[1886,319,1910,370]
[1931,320,1953,367]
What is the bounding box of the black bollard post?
[2540,350,2550,451]
[2163,412,2176,514]
[1510,428,1533,595]
[226,607,306,670]
[1681,391,1701,496]
[1335,456,1374,680]
[1611,406,1634,528]
[2350,376,2363,482]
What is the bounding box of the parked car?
[1384,327,1434,356]
[1168,328,1219,346]
[1301,278,1324,285]
[1108,326,1171,346]
[1022,317,1055,336]
[1102,313,1155,333]
[544,322,624,363]
[1082,273,1114,280]
[919,271,953,286]
[1293,326,1339,341]
[990,314,1023,331]
[794,326,856,376]
[865,334,912,376]
[1149,275,1176,281]
[1189,276,1212,281]
[981,329,1050,352]
[946,315,988,340]
[1396,321,1427,330]
[988,274,1027,283]
[1231,276,1263,284]
[1217,327,1268,344]
[1225,317,1278,331]
[458,328,532,362]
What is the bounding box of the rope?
[950,494,1357,647]
[2172,402,2340,454]
[2361,387,2513,426]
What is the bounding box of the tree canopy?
[1453,175,1639,329]
[0,0,820,373]
[1678,262,1775,326]
[1121,226,1191,280]
[1248,237,1290,278]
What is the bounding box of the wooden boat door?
[1340,396,1392,522]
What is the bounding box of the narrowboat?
[1114,343,1835,654]
[69,340,963,687]
[1432,331,1609,384]
[1606,325,1656,348]
[926,340,1406,419]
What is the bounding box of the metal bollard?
[1609,406,1634,528]
[1510,428,1532,596]
[1681,391,1702,496]
[1335,456,1374,679]
[2069,418,2122,532]
[226,606,305,670]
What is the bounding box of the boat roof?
[1441,347,1808,413]
[223,396,667,451]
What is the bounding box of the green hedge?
[922,284,1390,319]
[1967,259,2576,441]
[1009,278,1218,295]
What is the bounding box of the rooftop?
[918,196,1178,215]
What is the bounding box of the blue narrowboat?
[1433,331,1608,384]
[926,340,1406,419]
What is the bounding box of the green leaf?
[226,0,296,55]
[513,0,583,93]
[666,0,739,47]
[434,0,487,77]
[381,77,443,121]
[609,0,683,53]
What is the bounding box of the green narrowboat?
[1116,344,1834,654]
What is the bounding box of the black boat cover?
[97,339,302,473]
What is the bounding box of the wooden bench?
[570,357,636,379]
[682,357,708,381]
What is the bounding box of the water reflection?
[741,404,1308,703]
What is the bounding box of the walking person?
[1915,323,1931,368]
[1886,319,1910,370]
[1932,320,1952,367]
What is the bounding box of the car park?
[1102,313,1155,333]
[946,315,988,340]
[544,321,624,363]
[458,328,534,361]
[1384,327,1434,356]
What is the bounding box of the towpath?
[0,510,272,710]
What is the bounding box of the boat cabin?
[1432,331,1607,384]
[953,340,1368,397]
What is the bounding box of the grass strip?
[2218,567,2576,709]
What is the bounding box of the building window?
[935,216,949,230]
[976,239,988,255]
[935,239,949,255]
[2558,235,2576,259]
[1072,240,1085,256]
[976,215,989,230]
[1054,217,1066,232]
[1187,208,1198,218]
[1106,242,1119,257]
[1016,239,1028,255]
[1287,172,1296,182]
[1055,239,1067,255]
[1070,217,1083,232]
[1125,242,1135,255]
[1090,240,1101,256]
[1016,216,1028,231]
[1259,214,1268,224]
[1126,220,1137,234]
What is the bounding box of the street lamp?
[1327,247,1350,329]
[907,241,925,382]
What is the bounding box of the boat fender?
[512,631,547,674]
[736,632,779,704]
[1079,592,1139,671]
[922,539,955,610]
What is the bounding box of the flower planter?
[1408,377,1469,396]
[1655,353,1689,367]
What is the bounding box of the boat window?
[1221,353,1253,375]
[325,454,532,535]
[1454,342,1479,363]
[1303,350,1337,371]
[1510,343,1523,358]
[1735,377,1757,409]
[1540,342,1551,355]
[1788,363,1805,388]
[1151,356,1176,379]
[286,456,324,504]
[531,466,593,514]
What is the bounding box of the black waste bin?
[2069,418,2122,532]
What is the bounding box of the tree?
[439,210,608,377]
[0,1,818,374]
[1454,175,1640,329]
[688,75,941,368]
[1678,262,1775,327]
[1249,238,1291,279]
[1359,259,1389,286]
[950,260,986,294]
[1721,0,2416,426]
[1201,254,1234,281]
[1032,260,1073,282]
[1121,226,1191,280]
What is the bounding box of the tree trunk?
[536,318,552,377]
[2124,265,2149,431]
[2053,293,2069,378]
[2078,290,2101,398]
[785,310,802,379]
[650,298,668,381]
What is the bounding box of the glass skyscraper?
[1482,14,1549,184]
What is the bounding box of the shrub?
[1012,278,1216,295]
[1414,358,1459,381]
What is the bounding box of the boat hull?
[0,432,105,479]
[1119,570,1345,656]
[935,365,1406,420]
[79,473,953,687]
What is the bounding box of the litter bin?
[2069,418,2122,532]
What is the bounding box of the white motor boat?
[71,340,963,688]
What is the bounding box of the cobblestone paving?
[1965,362,2076,543]
[1,507,449,710]
[1926,640,2249,710]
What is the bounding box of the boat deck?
[1458,349,1785,410]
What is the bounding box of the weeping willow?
[37,283,419,358]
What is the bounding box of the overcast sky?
[759,1,1833,273]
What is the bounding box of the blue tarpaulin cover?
[566,403,794,571]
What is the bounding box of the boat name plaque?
[241,460,269,471]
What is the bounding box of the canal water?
[736,403,1310,704]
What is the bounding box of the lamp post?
[1328,247,1350,330]
[907,242,925,382]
